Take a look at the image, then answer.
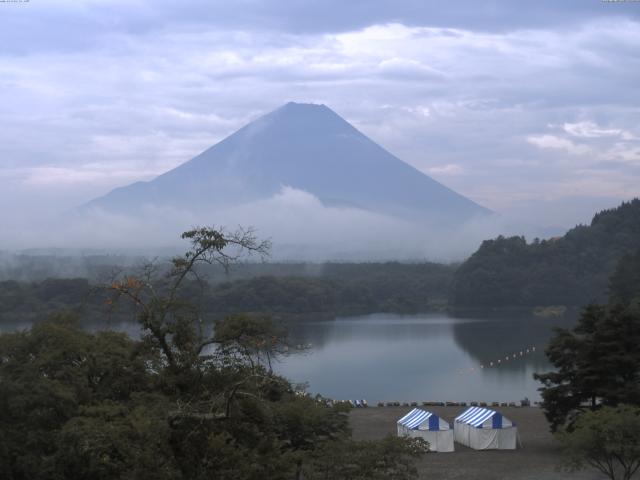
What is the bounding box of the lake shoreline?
[3,311,572,403]
[277,312,572,403]
[350,406,601,480]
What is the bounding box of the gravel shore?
[349,406,606,480]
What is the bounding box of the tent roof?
[397,408,436,429]
[455,406,507,427]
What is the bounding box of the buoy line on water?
[311,345,547,408]
[456,345,540,376]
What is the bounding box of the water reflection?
[277,313,576,403]
[0,311,576,403]
[450,313,576,372]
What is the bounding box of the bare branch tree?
[105,225,271,374]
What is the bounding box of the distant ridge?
[85,102,490,223]
[452,198,640,307]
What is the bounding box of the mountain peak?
[250,101,358,139]
[85,103,489,223]
[270,101,343,122]
[279,101,329,111]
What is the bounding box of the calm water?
[0,311,574,403]
[276,312,575,403]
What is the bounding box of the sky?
[1,0,640,251]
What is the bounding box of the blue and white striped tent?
[397,408,454,452]
[454,407,517,450]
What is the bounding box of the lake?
[276,312,575,404]
[0,311,574,403]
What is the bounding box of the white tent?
[397,408,454,452]
[454,406,517,450]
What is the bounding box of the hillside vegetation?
[0,227,428,480]
[452,199,640,308]
[0,262,453,324]
[4,200,639,317]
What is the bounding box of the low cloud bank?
[0,186,532,263]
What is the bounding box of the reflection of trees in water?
[281,319,335,350]
[276,313,568,402]
[69,312,579,401]
[450,313,578,374]
[281,314,458,351]
[283,313,580,370]
[4,311,582,380]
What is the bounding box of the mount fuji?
[85,102,489,225]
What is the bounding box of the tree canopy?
[0,262,454,326]
[0,226,429,480]
[535,246,640,431]
[609,246,640,309]
[452,199,640,307]
[534,304,640,431]
[559,405,640,480]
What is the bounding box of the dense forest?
[206,262,452,316]
[3,199,640,321]
[0,228,428,480]
[452,199,640,308]
[0,262,454,325]
[534,245,640,429]
[608,246,640,307]
[530,248,640,479]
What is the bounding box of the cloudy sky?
[1,0,639,245]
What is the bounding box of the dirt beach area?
[349,406,606,480]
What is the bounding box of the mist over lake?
[2,2,640,478]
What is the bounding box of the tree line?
[5,199,640,317]
[535,244,640,480]
[452,199,640,308]
[0,227,428,480]
[0,262,454,325]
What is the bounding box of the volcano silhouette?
[85,102,489,223]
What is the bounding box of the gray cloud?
[3,1,640,56]
[0,185,510,263]
[1,2,639,251]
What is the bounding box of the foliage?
[214,314,292,372]
[0,314,165,480]
[0,261,454,325]
[304,436,429,480]
[534,304,640,431]
[106,226,271,374]
[609,246,640,308]
[452,199,640,307]
[558,405,640,480]
[206,261,452,317]
[0,226,428,479]
[535,248,640,432]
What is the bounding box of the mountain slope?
[451,199,640,307]
[85,102,489,223]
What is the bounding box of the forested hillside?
[206,262,452,316]
[0,262,454,324]
[609,246,640,308]
[452,199,640,308]
[5,201,639,317]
